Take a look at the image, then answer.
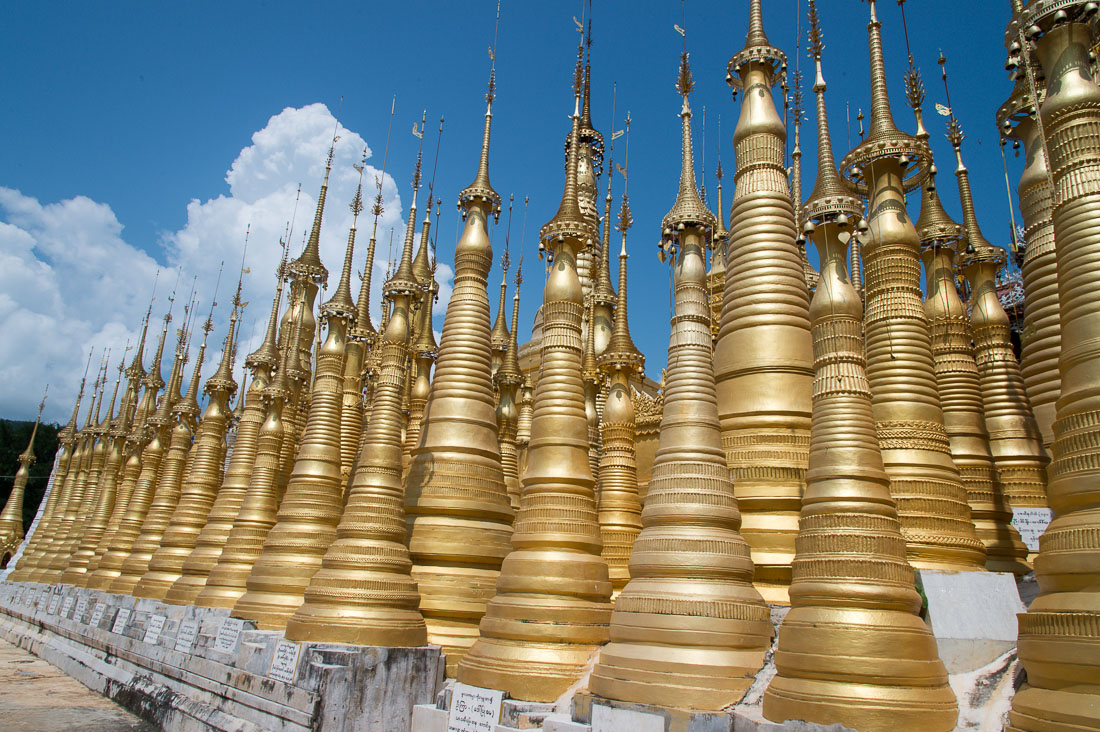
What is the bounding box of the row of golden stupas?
[2,1,1098,730]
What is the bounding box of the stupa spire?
[163,258,282,605]
[207,257,246,397]
[591,30,770,707]
[660,52,715,248]
[489,196,513,376]
[459,42,607,699]
[590,82,618,357]
[745,0,768,48]
[288,112,339,287]
[802,2,863,224]
[231,161,370,627]
[0,387,47,561]
[126,273,157,389]
[322,153,367,320]
[494,201,526,511]
[914,163,1031,575]
[285,145,429,646]
[763,9,958,728]
[460,2,503,219]
[837,0,982,571]
[839,0,929,190]
[132,268,244,599]
[111,288,212,594]
[248,242,289,371]
[402,10,517,671]
[716,0,813,603]
[594,135,644,596]
[390,129,424,292]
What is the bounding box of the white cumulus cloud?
[0,103,450,424]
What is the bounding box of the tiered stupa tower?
[112,301,212,594]
[49,364,106,582]
[8,367,85,581]
[134,276,243,599]
[195,304,299,608]
[0,389,46,565]
[403,214,438,473]
[83,313,171,584]
[458,53,611,701]
[595,135,644,599]
[496,256,525,512]
[86,322,186,591]
[404,59,514,673]
[1009,4,1100,729]
[164,255,286,605]
[61,360,127,585]
[762,9,958,727]
[946,111,1049,515]
[233,171,367,629]
[837,0,984,570]
[67,305,154,585]
[284,153,428,646]
[589,46,770,710]
[714,0,814,603]
[918,164,1029,574]
[999,34,1060,455]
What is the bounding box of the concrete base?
[0,580,444,732]
[915,569,1025,674]
[1,580,1021,732]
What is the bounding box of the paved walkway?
[0,637,156,731]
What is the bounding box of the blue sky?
[1,1,1023,422]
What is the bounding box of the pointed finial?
[19,385,48,463]
[713,115,727,239]
[727,0,786,95]
[602,139,644,375]
[491,196,515,354]
[208,239,248,396]
[746,0,768,47]
[460,3,503,217]
[414,120,444,287]
[57,349,92,444]
[502,194,514,278]
[354,96,396,341]
[839,0,930,191]
[540,51,598,254]
[618,113,634,236]
[385,146,425,298]
[127,270,158,384]
[940,55,993,254]
[802,0,864,224]
[104,348,125,430]
[289,105,339,286]
[896,0,928,141]
[324,146,369,320]
[263,311,299,403]
[247,239,289,371]
[662,38,715,255]
[574,0,605,181]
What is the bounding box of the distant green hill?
[0,419,60,531]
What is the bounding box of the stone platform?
[411,599,1022,732]
[0,574,1030,732]
[0,581,443,732]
